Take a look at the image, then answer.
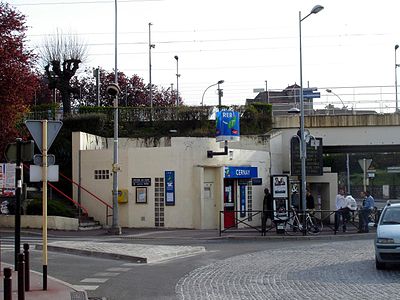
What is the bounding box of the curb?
[35,245,147,263]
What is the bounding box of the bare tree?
[40,30,87,114]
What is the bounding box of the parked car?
[375,202,400,269]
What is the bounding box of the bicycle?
[284,206,323,235]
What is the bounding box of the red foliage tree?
[0,3,38,160]
[69,68,181,107]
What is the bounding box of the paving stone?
[175,240,400,299]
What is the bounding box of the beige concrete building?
[72,132,270,230]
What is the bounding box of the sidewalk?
[0,264,86,300]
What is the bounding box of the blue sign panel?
[216,110,240,142]
[224,166,258,179]
[240,185,246,217]
[165,171,175,206]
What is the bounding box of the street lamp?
[111,0,121,234]
[174,55,180,106]
[326,89,346,109]
[201,80,224,106]
[299,4,324,234]
[149,23,155,119]
[395,44,399,112]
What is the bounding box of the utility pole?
[149,23,155,120]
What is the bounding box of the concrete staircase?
[78,215,102,231]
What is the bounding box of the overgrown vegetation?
[26,198,75,217]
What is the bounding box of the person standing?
[306,189,315,210]
[358,190,375,233]
[334,188,346,232]
[261,188,273,235]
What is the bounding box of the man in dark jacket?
[262,188,273,235]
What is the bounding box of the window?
[154,177,165,227]
[94,169,110,180]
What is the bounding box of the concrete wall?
[0,215,79,230]
[72,133,270,229]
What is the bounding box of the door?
[203,182,216,229]
[224,179,235,228]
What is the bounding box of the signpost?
[358,159,372,191]
[25,120,62,290]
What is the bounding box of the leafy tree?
[0,3,38,160]
[69,68,181,107]
[40,30,87,115]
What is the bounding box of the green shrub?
[26,199,75,218]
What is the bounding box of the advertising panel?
[271,175,288,199]
[216,110,240,142]
[165,171,175,206]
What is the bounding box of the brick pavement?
[175,240,400,300]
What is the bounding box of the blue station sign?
[224,166,258,179]
[216,110,240,142]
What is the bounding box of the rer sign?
[216,110,240,142]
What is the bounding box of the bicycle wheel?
[307,216,322,235]
[284,219,302,236]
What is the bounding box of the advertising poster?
[165,171,175,206]
[216,110,240,142]
[1,163,15,196]
[272,175,288,199]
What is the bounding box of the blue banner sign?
[216,110,240,142]
[165,171,175,206]
[224,166,258,179]
[240,185,246,217]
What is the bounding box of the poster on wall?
[165,171,175,206]
[216,110,240,142]
[271,175,288,199]
[1,163,15,196]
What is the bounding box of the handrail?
[22,164,89,216]
[59,171,112,210]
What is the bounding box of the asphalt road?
[3,233,396,300]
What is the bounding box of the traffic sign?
[25,120,63,153]
[33,154,55,166]
[4,141,34,163]
[358,159,372,172]
[29,165,59,182]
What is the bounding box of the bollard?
[23,244,30,291]
[17,253,25,300]
[4,267,12,300]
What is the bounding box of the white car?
[375,202,400,270]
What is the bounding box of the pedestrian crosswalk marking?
[94,272,119,277]
[72,285,99,291]
[106,267,131,272]
[81,278,109,283]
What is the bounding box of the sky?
[8,0,400,110]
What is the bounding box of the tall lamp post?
[111,0,121,234]
[299,5,324,234]
[326,89,346,109]
[395,44,399,112]
[174,55,180,106]
[149,23,155,120]
[201,80,224,106]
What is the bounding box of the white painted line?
[106,267,131,272]
[122,263,142,267]
[72,285,99,291]
[94,272,120,277]
[81,278,109,283]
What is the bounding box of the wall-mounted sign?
[132,178,151,186]
[216,110,240,142]
[224,166,258,179]
[0,163,15,196]
[165,171,175,206]
[252,178,263,185]
[290,137,323,176]
[271,175,289,199]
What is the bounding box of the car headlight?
[377,238,395,244]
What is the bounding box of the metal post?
[42,120,48,290]
[15,138,22,269]
[18,253,25,300]
[23,243,30,291]
[218,82,222,109]
[95,67,100,106]
[3,267,12,300]
[395,45,399,112]
[175,55,179,106]
[149,22,154,120]
[265,80,269,104]
[346,153,351,194]
[112,0,121,235]
[299,11,307,235]
[363,158,367,192]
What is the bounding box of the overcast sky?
[9,0,400,109]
